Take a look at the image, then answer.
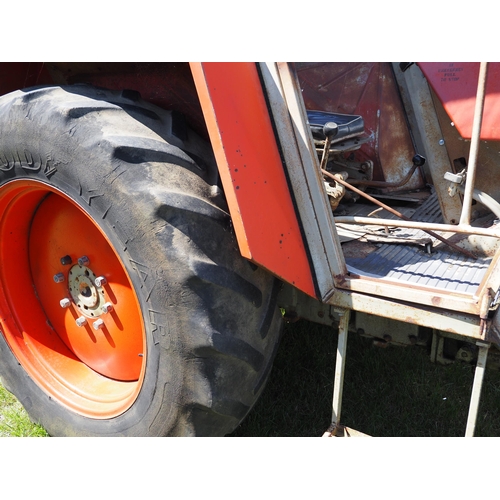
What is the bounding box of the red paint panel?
[419,62,500,140]
[190,63,316,297]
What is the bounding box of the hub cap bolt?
[53,273,65,283]
[60,298,71,308]
[76,316,87,327]
[78,255,90,266]
[95,276,107,287]
[93,319,105,330]
[60,255,72,266]
[102,302,113,313]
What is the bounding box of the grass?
[2,319,500,437]
[0,384,48,437]
[230,320,500,437]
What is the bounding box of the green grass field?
[230,320,500,437]
[2,319,500,437]
[0,384,48,437]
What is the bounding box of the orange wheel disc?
[0,180,146,418]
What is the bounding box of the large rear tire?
[0,84,282,436]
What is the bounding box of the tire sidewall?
[0,85,283,436]
[0,117,180,437]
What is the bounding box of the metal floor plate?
[342,192,493,295]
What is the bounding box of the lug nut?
[76,316,87,327]
[93,319,105,330]
[60,255,72,266]
[102,302,113,313]
[53,273,65,283]
[78,255,90,266]
[95,276,107,287]
[60,298,71,308]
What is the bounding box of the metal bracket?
[322,423,370,437]
[444,169,466,197]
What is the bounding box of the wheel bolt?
[78,255,90,266]
[60,298,71,308]
[76,316,87,327]
[60,255,72,266]
[102,302,113,313]
[93,319,105,330]
[95,276,107,287]
[53,273,65,283]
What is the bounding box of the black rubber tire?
[0,84,282,436]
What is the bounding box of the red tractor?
[0,62,498,436]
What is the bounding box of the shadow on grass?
[229,319,500,437]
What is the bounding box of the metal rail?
[460,62,489,226]
[333,216,500,239]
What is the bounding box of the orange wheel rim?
[0,180,146,418]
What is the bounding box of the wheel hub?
[68,264,106,317]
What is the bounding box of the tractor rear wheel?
[0,84,282,436]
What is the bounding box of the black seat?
[307,110,364,144]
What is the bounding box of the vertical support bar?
[331,309,351,427]
[465,341,490,437]
[460,62,489,226]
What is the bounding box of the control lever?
[319,122,339,171]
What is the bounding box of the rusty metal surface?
[431,84,500,217]
[296,62,424,192]
[328,287,482,338]
[394,63,464,225]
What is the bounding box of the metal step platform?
[339,192,494,296]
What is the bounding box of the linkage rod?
[323,169,478,260]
